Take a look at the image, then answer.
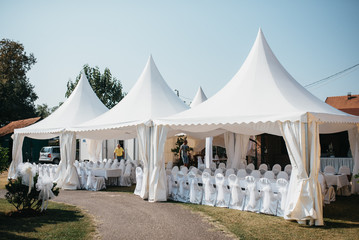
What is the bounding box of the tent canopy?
[190,86,208,108]
[70,55,189,140]
[14,73,108,139]
[155,29,359,136]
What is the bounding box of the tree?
[36,103,51,119]
[66,65,125,109]
[0,145,9,174]
[0,39,38,126]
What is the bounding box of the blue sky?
[1,0,358,107]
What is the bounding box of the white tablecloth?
[92,169,122,179]
[320,157,353,173]
[324,174,350,188]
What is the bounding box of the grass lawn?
[0,199,96,240]
[182,195,359,240]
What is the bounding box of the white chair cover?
[111,159,119,169]
[210,162,216,172]
[181,166,189,175]
[176,171,187,202]
[238,163,246,169]
[318,172,336,205]
[225,169,235,177]
[259,163,268,171]
[86,170,106,191]
[277,171,289,181]
[170,168,179,201]
[215,173,230,207]
[189,177,203,204]
[250,170,261,179]
[272,164,281,175]
[228,174,245,210]
[120,164,133,187]
[79,166,87,189]
[104,159,113,169]
[214,168,223,176]
[339,166,351,175]
[324,165,336,175]
[98,162,105,169]
[263,171,275,179]
[247,163,255,170]
[166,161,173,170]
[258,178,277,215]
[218,162,226,169]
[203,168,211,175]
[284,164,292,176]
[244,176,260,212]
[276,178,289,217]
[237,169,247,179]
[134,167,143,196]
[202,172,217,206]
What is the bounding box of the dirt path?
[54,190,234,240]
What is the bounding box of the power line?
[305,63,359,89]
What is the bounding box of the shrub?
[0,145,9,174]
[5,174,59,214]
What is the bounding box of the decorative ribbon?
[36,175,55,211]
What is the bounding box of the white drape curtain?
[279,120,323,226]
[56,132,79,189]
[205,137,213,168]
[224,132,250,169]
[86,139,103,162]
[224,132,235,168]
[137,125,151,199]
[149,125,168,202]
[8,133,25,179]
[348,124,359,194]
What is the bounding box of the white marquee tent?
[9,73,109,189]
[69,56,189,201]
[155,29,359,225]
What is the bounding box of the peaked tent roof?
[156,29,359,136]
[190,86,208,108]
[15,73,109,139]
[71,56,189,140]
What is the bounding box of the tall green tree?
[66,65,125,109]
[0,39,38,126]
[36,103,51,119]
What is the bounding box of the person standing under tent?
[114,144,125,161]
[179,140,190,167]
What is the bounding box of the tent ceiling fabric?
[14,73,108,139]
[155,29,359,134]
[70,55,189,139]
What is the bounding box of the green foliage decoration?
[0,145,9,174]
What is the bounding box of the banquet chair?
[189,175,203,204]
[210,162,217,172]
[176,171,187,202]
[181,166,189,175]
[190,167,198,175]
[86,170,106,191]
[272,164,281,175]
[258,178,277,215]
[251,170,261,179]
[228,174,245,210]
[202,172,217,206]
[203,168,212,175]
[215,173,230,207]
[247,163,255,170]
[169,167,180,200]
[98,161,105,169]
[324,165,336,175]
[238,163,246,169]
[225,168,235,177]
[243,176,260,212]
[259,163,268,171]
[284,164,292,176]
[214,168,223,176]
[218,162,226,169]
[104,159,112,169]
[277,171,289,181]
[237,169,247,179]
[339,166,351,181]
[263,171,275,179]
[318,172,335,205]
[166,161,173,170]
[120,163,133,187]
[197,156,206,170]
[276,178,289,216]
[134,167,143,196]
[111,159,119,169]
[79,166,88,189]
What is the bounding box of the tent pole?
[304,118,310,175]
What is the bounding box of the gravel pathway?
[53,190,235,240]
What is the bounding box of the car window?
[53,148,60,153]
[41,147,51,153]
